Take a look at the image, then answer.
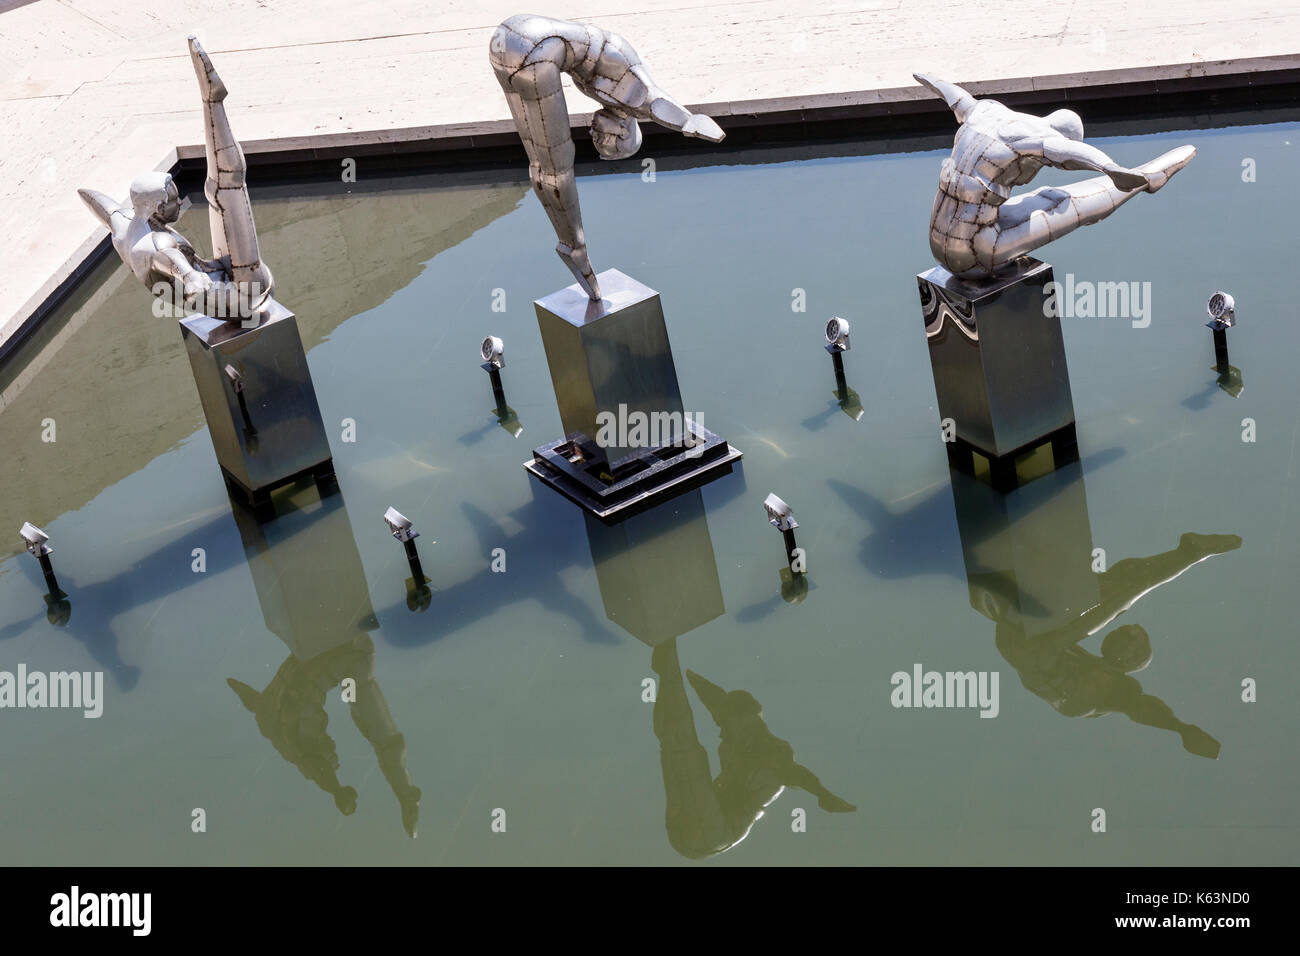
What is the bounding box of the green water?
[1,120,1297,865]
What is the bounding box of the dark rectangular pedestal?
[918,258,1077,492]
[180,298,335,514]
[535,269,685,469]
[528,269,740,522]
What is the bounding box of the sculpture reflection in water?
[226,485,421,836]
[585,490,854,857]
[950,463,1239,758]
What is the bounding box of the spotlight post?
[763,494,801,574]
[824,317,851,397]
[384,507,425,585]
[481,336,507,414]
[1206,291,1235,372]
[19,522,60,593]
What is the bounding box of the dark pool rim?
[4,60,1299,372]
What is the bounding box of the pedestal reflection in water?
[226,485,421,837]
[949,463,1240,758]
[585,491,854,857]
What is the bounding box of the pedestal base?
[918,257,1077,493]
[180,298,334,517]
[223,462,339,523]
[943,422,1079,494]
[525,420,742,523]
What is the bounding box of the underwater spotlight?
[20,521,61,593]
[19,521,51,556]
[481,335,505,370]
[824,316,851,352]
[384,507,418,543]
[763,493,797,532]
[1207,292,1235,328]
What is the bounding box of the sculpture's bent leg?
[497,57,602,299]
[189,36,273,311]
[984,145,1197,271]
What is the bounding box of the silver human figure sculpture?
[915,74,1196,279]
[490,14,725,300]
[79,37,273,320]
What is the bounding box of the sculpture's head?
[1045,108,1085,142]
[590,108,643,160]
[1101,624,1152,673]
[129,172,184,223]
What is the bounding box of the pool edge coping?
[4,53,1299,373]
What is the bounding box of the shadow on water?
[372,462,749,649]
[373,487,620,648]
[827,446,1125,583]
[0,512,256,691]
[0,473,353,692]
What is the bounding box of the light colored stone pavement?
[1,0,1297,353]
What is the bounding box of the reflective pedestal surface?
[179,299,335,511]
[535,269,684,467]
[529,269,741,521]
[918,258,1077,491]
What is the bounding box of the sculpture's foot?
[188,35,228,102]
[1139,145,1196,193]
[556,242,602,300]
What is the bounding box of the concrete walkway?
[1,0,1298,354]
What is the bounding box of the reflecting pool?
[1,116,1297,865]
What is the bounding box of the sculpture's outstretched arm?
[632,68,725,141]
[1041,136,1149,191]
[152,246,213,300]
[913,73,977,123]
[77,188,119,231]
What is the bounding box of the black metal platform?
[222,459,338,523]
[524,422,742,523]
